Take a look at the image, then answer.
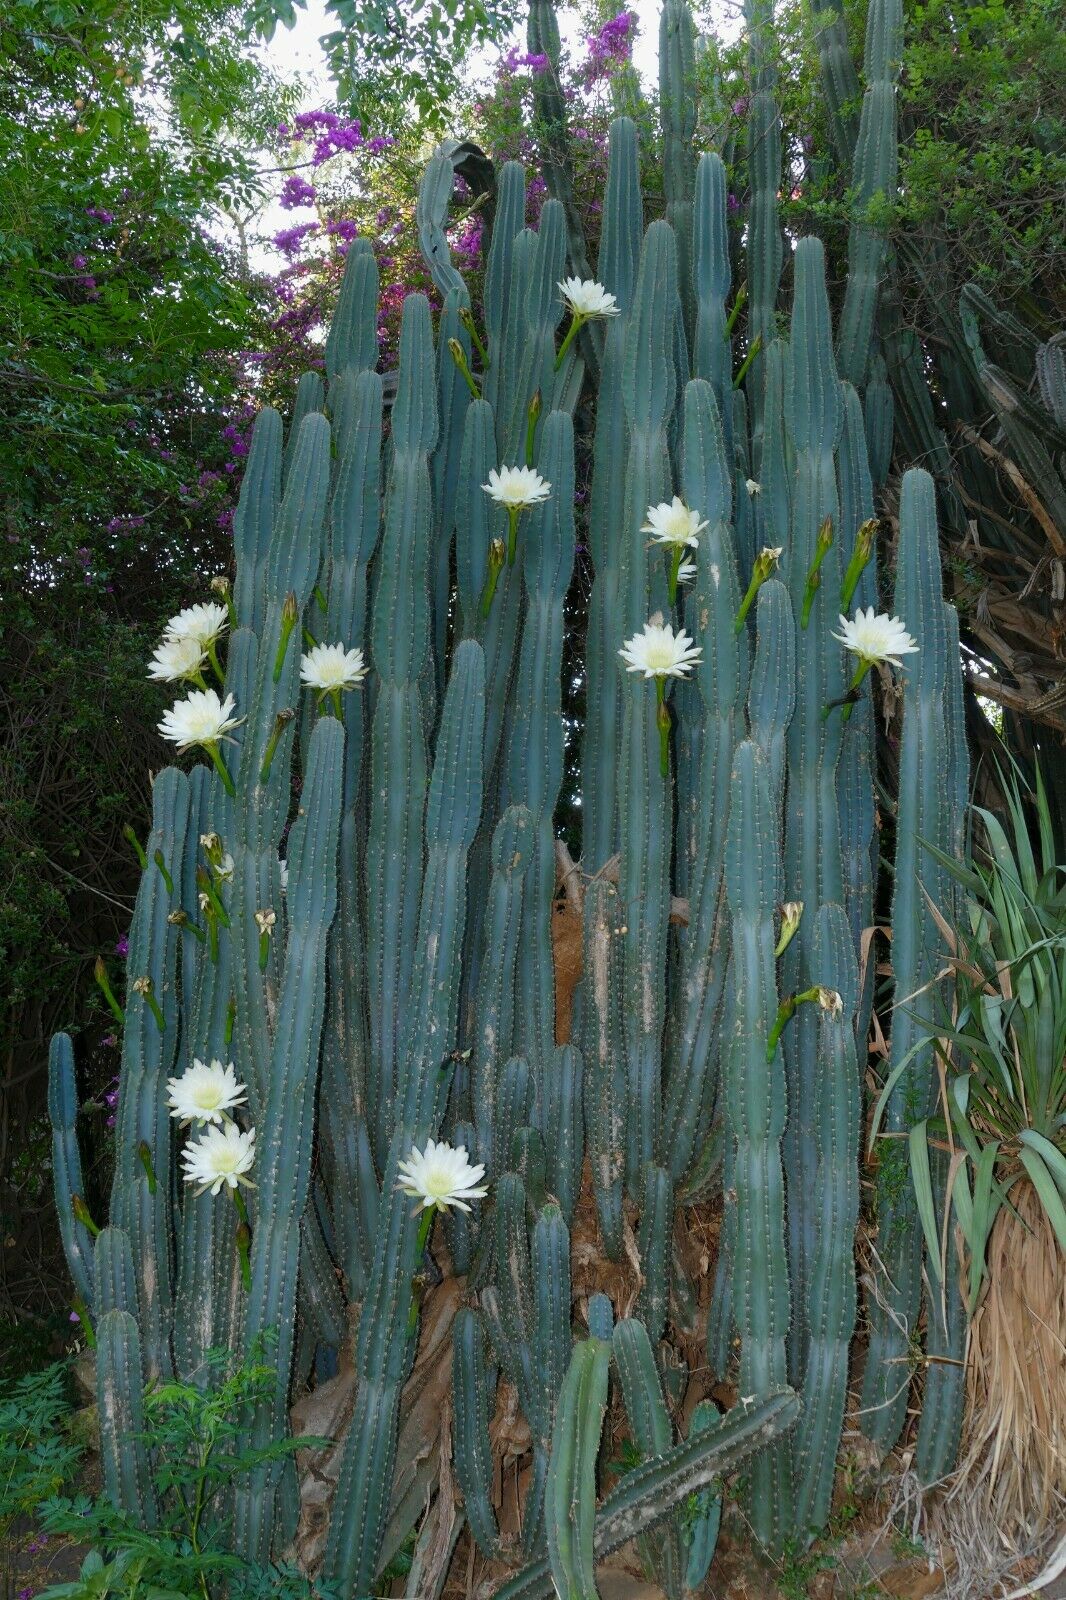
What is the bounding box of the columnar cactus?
[49,0,974,1586]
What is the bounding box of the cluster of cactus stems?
[50,0,974,1588]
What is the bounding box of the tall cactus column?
[659,378,747,1182]
[501,410,575,1087]
[582,117,642,874]
[364,293,437,1166]
[780,237,847,1380]
[724,740,793,1546]
[324,641,487,1599]
[860,468,958,1452]
[233,716,344,1560]
[835,0,902,389]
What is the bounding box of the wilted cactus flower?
[180,1122,256,1195]
[397,1139,488,1214]
[745,478,761,496]
[557,276,620,320]
[167,1058,247,1127]
[163,601,229,649]
[833,607,919,668]
[817,987,844,1017]
[147,633,208,685]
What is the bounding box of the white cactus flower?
[482,465,552,511]
[833,607,919,667]
[180,1122,256,1195]
[147,634,207,684]
[164,602,229,648]
[619,620,703,680]
[557,276,620,319]
[299,642,368,693]
[167,1058,246,1127]
[641,496,709,550]
[397,1139,488,1214]
[745,478,761,497]
[158,688,242,751]
[676,560,697,585]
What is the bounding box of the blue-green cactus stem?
[545,1337,611,1600]
[660,382,747,1183]
[581,878,627,1259]
[636,1163,671,1347]
[364,293,437,1163]
[620,220,678,633]
[692,153,734,465]
[543,1043,583,1223]
[49,1033,94,1310]
[744,0,783,433]
[494,1390,801,1600]
[232,715,344,1562]
[860,469,955,1451]
[908,612,971,1479]
[660,0,697,209]
[233,407,282,638]
[835,0,902,388]
[453,1307,500,1555]
[282,371,325,487]
[724,739,793,1545]
[791,904,859,1537]
[618,680,671,1188]
[500,410,574,1086]
[96,1309,158,1528]
[482,160,526,415]
[612,1316,683,1597]
[780,237,846,1382]
[579,118,642,872]
[109,765,190,1380]
[325,238,379,383]
[323,643,485,1598]
[471,806,534,1171]
[429,287,473,707]
[326,366,383,806]
[807,0,861,166]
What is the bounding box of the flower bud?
[774,900,804,957]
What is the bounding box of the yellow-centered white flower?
[167,1058,246,1126]
[557,276,620,319]
[164,602,229,648]
[397,1139,488,1214]
[158,689,243,751]
[180,1122,256,1195]
[482,465,552,511]
[299,642,368,693]
[147,634,208,684]
[642,496,709,550]
[833,607,919,667]
[619,621,703,680]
